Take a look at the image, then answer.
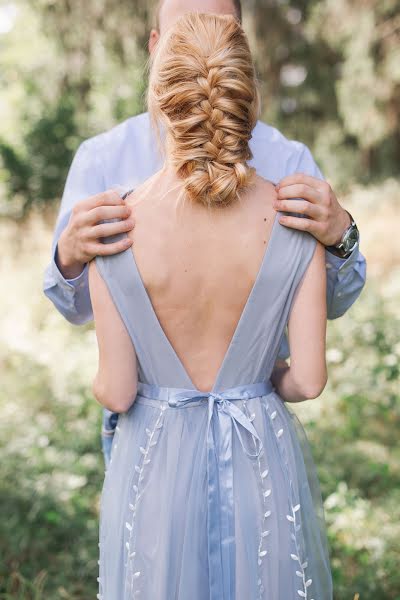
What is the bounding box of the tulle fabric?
[98,389,332,600]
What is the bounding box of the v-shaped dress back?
[95,207,333,600]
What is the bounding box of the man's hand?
[273,173,351,247]
[56,190,134,279]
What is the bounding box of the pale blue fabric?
[94,210,333,599]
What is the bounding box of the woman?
[88,12,332,600]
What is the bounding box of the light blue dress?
[95,210,333,600]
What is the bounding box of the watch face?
[343,226,359,252]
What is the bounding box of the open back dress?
[95,208,333,600]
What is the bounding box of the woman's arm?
[88,259,138,413]
[271,240,327,402]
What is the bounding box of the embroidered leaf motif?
[264,510,271,518]
[259,550,267,557]
[277,428,284,438]
[139,446,146,454]
[134,465,141,473]
[145,428,152,436]
[306,579,312,587]
[301,560,308,569]
[261,469,269,478]
[263,489,271,498]
[297,591,306,598]
[261,530,270,537]
[133,484,138,493]
[144,458,151,465]
[291,553,299,561]
[296,571,303,577]
[293,503,300,512]
[286,514,294,522]
[133,571,141,578]
[125,522,132,531]
[149,440,158,447]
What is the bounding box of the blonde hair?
[148,12,260,208]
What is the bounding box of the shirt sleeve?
[276,143,367,360]
[42,140,105,325]
[291,143,366,319]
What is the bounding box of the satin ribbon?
[137,380,273,600]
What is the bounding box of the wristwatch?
[326,211,359,259]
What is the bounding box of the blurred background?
[0,0,399,598]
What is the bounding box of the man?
[43,0,366,468]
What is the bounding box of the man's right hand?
[56,190,135,279]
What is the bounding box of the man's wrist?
[56,233,86,279]
[326,210,359,259]
[332,209,351,246]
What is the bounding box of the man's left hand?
[273,173,351,247]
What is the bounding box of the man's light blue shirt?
[43,112,366,359]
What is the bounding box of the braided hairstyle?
[148,13,260,208]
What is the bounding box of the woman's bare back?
[126,168,278,391]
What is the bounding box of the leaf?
[306,579,312,587]
[264,510,271,518]
[270,411,277,419]
[259,550,267,557]
[277,428,284,438]
[286,514,294,522]
[261,469,269,478]
[264,489,272,498]
[296,571,303,577]
[139,446,146,454]
[291,553,299,561]
[293,503,301,512]
[261,530,270,537]
[297,591,306,598]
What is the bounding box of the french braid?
[148,13,260,207]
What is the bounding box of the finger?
[88,237,133,257]
[278,214,319,234]
[86,204,132,226]
[276,184,321,204]
[90,217,135,240]
[81,189,126,211]
[277,173,325,191]
[274,199,321,220]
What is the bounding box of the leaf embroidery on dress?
[124,405,166,596]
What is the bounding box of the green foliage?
[1,0,400,215]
